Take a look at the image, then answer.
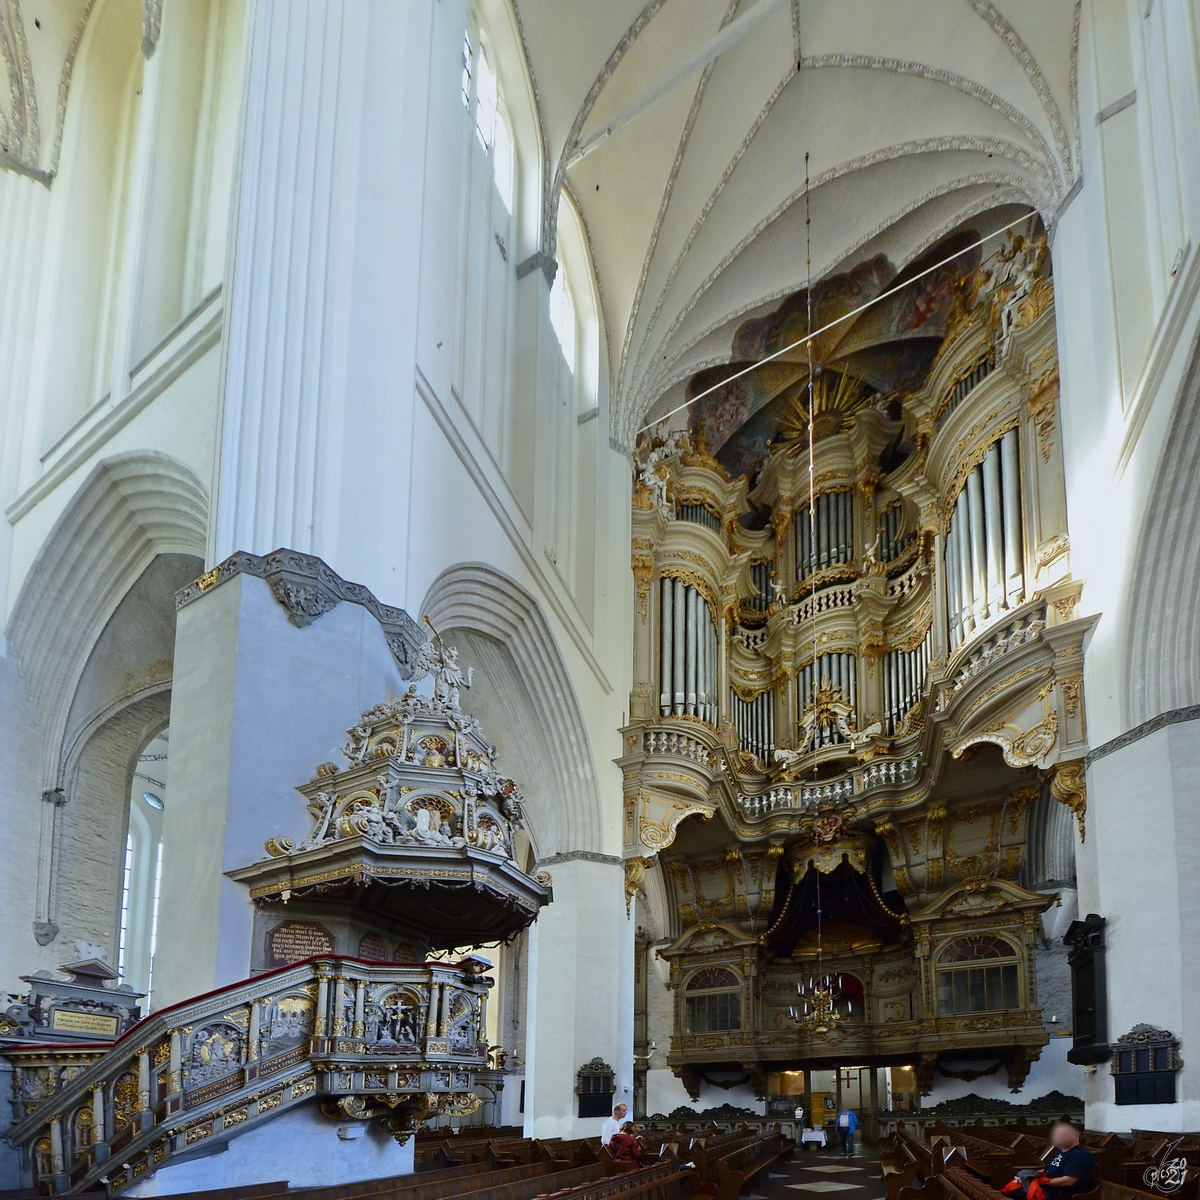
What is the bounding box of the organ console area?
[621,217,1090,1112]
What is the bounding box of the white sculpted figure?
[982,232,1047,347]
[637,431,686,515]
[412,805,465,848]
[414,640,473,709]
[298,791,336,849]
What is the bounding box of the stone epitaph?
[266,920,335,969]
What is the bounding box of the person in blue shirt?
[1042,1119,1095,1200]
[836,1104,858,1157]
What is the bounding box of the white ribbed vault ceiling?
[511,0,1080,446]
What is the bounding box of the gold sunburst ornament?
[776,368,868,445]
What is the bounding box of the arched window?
[936,935,1020,1014]
[684,966,741,1032]
[549,268,576,371]
[117,731,168,1004]
[493,110,514,214]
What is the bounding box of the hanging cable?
[805,152,820,783]
[638,210,1034,435]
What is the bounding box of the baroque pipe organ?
[621,222,1090,1108]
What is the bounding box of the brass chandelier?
[790,970,846,1035]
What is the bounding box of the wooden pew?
[713,1129,795,1200]
[527,1158,691,1200]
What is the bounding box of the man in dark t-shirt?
[1042,1120,1096,1200]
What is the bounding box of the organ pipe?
[1001,429,1022,606]
[659,577,673,714]
[673,578,685,711]
[734,691,775,762]
[946,527,962,647]
[797,652,858,746]
[883,628,933,736]
[944,433,1026,650]
[796,491,855,580]
[879,504,911,562]
[966,468,987,619]
[686,587,697,712]
[982,443,1004,611]
[658,578,719,725]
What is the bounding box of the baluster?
[314,968,329,1037]
[425,980,439,1041]
[165,1031,182,1117]
[247,999,261,1062]
[136,1047,152,1130]
[437,981,449,1037]
[50,1117,66,1189]
[331,969,347,1037]
[91,1082,107,1157]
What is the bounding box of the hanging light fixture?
[789,160,843,1040]
[790,969,846,1035]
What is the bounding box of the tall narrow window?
[461,31,473,109]
[146,841,164,1004]
[475,48,497,150]
[550,269,576,370]
[119,730,169,1003]
[493,111,514,213]
[116,834,134,977]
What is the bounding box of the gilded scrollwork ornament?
[1047,758,1087,840]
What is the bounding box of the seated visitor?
[1042,1120,1095,1200]
[609,1121,645,1165]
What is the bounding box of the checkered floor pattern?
[739,1145,889,1200]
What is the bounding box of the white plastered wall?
[1050,0,1200,1131]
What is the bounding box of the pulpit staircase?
[1,954,491,1196]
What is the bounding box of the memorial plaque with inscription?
[51,1009,120,1037]
[266,921,335,968]
[357,933,388,961]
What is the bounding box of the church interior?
[2,0,1200,1197]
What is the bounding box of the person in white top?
[600,1103,628,1146]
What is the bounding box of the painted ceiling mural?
[682,219,1047,480]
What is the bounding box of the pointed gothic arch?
[1123,334,1200,727]
[7,449,208,786]
[420,563,602,859]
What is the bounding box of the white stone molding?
[141,0,162,57]
[6,451,206,947]
[1123,335,1200,726]
[7,450,208,787]
[175,547,426,678]
[212,0,362,562]
[421,562,604,860]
